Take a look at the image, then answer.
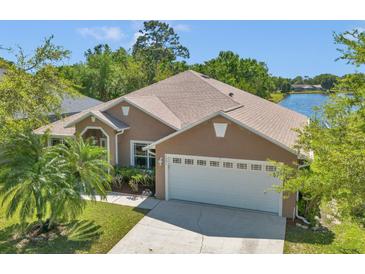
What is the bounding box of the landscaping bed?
[0,200,148,254]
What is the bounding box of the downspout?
[115,130,125,166]
[293,117,312,224]
[294,162,311,224]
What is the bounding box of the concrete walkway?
[109,200,286,254]
[82,192,160,210]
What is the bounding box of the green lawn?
[269,93,286,103]
[284,221,365,254]
[0,201,148,254]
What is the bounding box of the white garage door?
[166,154,282,215]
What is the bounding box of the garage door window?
[131,141,155,169]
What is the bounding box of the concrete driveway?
[109,200,286,254]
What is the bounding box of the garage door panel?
[167,155,281,214]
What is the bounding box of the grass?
[0,200,148,254]
[285,219,365,254]
[269,93,286,103]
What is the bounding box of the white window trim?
[80,126,110,164]
[130,140,154,169]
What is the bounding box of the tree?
[272,76,292,93]
[0,133,112,232]
[0,36,74,144]
[291,76,304,84]
[193,51,275,98]
[132,20,190,83]
[274,29,365,223]
[312,74,339,90]
[60,45,147,101]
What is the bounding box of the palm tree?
[0,133,112,233]
[0,133,53,229]
[47,137,112,227]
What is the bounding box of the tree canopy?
[132,20,190,84]
[59,44,146,101]
[0,36,74,144]
[192,51,275,98]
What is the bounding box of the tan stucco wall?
[75,117,117,165]
[74,102,176,167]
[155,115,297,218]
[106,102,176,167]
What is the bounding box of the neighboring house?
[291,84,323,91]
[48,94,103,121]
[35,70,308,218]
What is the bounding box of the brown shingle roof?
[35,70,308,150]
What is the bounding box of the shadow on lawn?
[0,220,102,254]
[285,223,335,245]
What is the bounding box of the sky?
[1,20,364,78]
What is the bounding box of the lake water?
[279,93,329,117]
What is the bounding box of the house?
[48,94,102,121]
[291,84,323,91]
[35,70,308,218]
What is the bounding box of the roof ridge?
[188,70,243,105]
[223,104,244,113]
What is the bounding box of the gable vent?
[122,106,130,116]
[213,123,228,138]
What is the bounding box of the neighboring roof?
[57,94,102,116]
[34,99,117,136]
[35,70,308,151]
[291,84,323,89]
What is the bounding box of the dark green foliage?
[132,20,190,84]
[113,167,155,193]
[193,51,275,98]
[0,133,112,230]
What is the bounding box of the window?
[184,158,194,165]
[172,157,182,164]
[223,162,233,168]
[100,138,107,148]
[251,164,262,171]
[131,141,155,169]
[237,163,248,170]
[197,160,207,166]
[49,138,63,146]
[210,161,220,167]
[265,165,276,172]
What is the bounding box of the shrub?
[113,167,155,194]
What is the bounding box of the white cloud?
[173,24,191,32]
[77,26,124,41]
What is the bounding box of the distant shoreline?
[288,90,328,95]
